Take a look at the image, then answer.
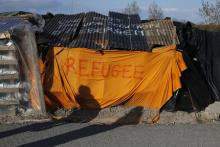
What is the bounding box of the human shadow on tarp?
[18,106,144,147]
[66,85,101,123]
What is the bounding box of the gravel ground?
[1,122,220,147]
[1,102,220,124]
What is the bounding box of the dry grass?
[193,24,220,31]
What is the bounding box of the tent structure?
[0,12,217,121]
[39,11,215,121]
[0,11,217,121]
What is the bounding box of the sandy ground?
[0,102,220,125]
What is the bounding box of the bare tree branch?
[148,2,164,20]
[123,1,140,15]
[199,0,220,24]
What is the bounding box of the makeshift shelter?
[39,11,217,122]
[40,12,191,121]
[0,17,46,116]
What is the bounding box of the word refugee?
[63,57,144,79]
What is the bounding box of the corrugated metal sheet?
[43,13,84,47]
[70,12,107,49]
[43,12,150,51]
[0,18,24,33]
[143,20,180,46]
[107,11,149,51]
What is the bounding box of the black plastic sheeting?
[195,31,220,100]
[107,12,149,51]
[204,32,220,99]
[70,12,107,49]
[43,13,84,47]
[180,52,215,110]
[162,51,215,111]
[162,50,215,112]
[176,21,220,102]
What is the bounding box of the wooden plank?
[0,88,19,93]
[0,46,16,51]
[0,74,19,80]
[0,60,17,65]
[0,32,11,39]
[0,99,19,105]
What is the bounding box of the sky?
[0,0,217,23]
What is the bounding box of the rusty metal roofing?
[70,12,108,49]
[43,13,84,47]
[142,20,180,46]
[106,11,149,51]
[0,18,24,33]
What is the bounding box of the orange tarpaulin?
[43,45,186,111]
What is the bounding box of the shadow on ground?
[0,85,144,147]
[6,106,142,147]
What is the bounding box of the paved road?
[0,121,220,147]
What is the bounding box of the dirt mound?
[1,102,220,124]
